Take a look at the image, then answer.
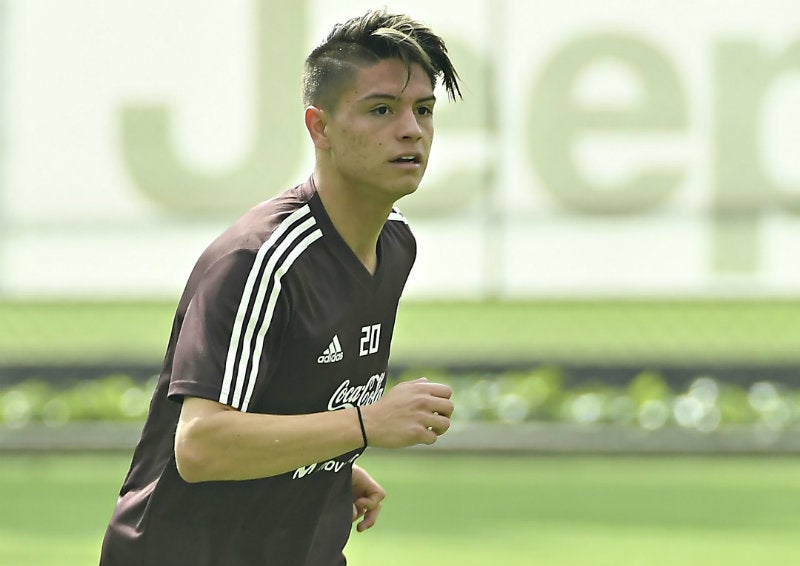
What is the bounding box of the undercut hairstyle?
[302,10,462,111]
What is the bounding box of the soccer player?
[99,9,461,566]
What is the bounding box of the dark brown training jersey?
[100,178,416,566]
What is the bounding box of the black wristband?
[355,405,368,448]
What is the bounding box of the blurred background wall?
[1,0,800,438]
[2,0,799,301]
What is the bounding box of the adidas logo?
[317,335,343,364]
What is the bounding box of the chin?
[391,183,420,201]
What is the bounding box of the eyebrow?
[359,93,437,105]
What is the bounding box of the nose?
[397,108,424,140]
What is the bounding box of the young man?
[99,9,461,566]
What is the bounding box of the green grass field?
[2,299,800,366]
[1,452,799,566]
[2,300,799,564]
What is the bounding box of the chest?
[253,245,408,414]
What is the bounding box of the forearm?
[175,401,364,483]
[175,377,454,483]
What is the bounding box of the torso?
[100,178,416,566]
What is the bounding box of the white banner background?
[1,0,799,298]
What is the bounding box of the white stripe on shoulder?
[230,216,319,409]
[219,205,313,407]
[388,207,408,224]
[241,228,322,411]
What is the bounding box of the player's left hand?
[351,464,385,532]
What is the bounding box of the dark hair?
[302,10,461,110]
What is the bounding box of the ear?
[304,106,331,150]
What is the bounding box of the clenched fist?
[360,378,454,448]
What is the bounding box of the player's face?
[324,59,436,203]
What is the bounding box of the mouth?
[389,153,423,166]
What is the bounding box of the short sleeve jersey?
[100,178,416,566]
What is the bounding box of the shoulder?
[387,206,410,225]
[384,206,416,250]
[181,182,321,299]
[197,182,322,269]
[379,206,417,274]
[226,182,319,252]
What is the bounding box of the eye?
[371,105,391,116]
[417,106,434,116]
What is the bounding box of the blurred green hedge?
[2,368,799,433]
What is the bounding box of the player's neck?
[312,171,391,275]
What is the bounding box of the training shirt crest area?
[100,178,416,566]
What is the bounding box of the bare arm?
[175,378,453,483]
[175,398,364,483]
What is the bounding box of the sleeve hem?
[167,381,231,407]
